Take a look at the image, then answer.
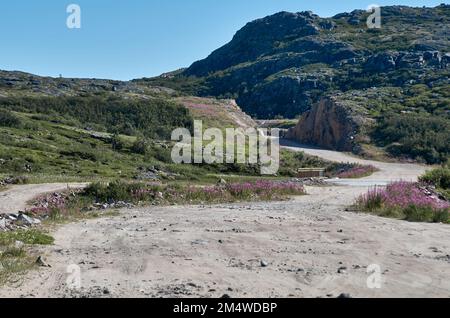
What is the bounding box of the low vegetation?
[419,164,450,200]
[327,163,378,179]
[355,181,449,223]
[372,113,450,164]
[0,229,54,285]
[82,180,305,207]
[0,95,193,139]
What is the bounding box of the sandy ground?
[0,144,449,298]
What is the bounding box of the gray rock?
[15,241,24,249]
[337,266,348,274]
[0,218,6,230]
[365,52,397,72]
[17,213,39,226]
[261,260,269,267]
[36,256,51,267]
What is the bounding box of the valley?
[0,3,449,299]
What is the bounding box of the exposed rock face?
[286,98,363,152]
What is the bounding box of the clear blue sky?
[0,0,445,80]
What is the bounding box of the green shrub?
[420,167,450,190]
[404,205,449,223]
[0,96,193,139]
[83,181,152,202]
[111,134,124,151]
[131,138,149,155]
[0,111,21,128]
[373,114,450,164]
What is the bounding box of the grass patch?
[0,229,54,286]
[0,229,54,246]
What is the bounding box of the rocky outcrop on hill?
[286,97,365,152]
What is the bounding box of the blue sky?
[0,0,445,80]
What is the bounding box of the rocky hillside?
[139,4,449,163]
[143,4,449,120]
[0,70,255,131]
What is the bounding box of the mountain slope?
[143,4,449,120]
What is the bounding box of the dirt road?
[0,145,448,298]
[281,139,430,185]
[0,183,87,215]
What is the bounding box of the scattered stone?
[221,294,231,299]
[337,266,347,274]
[337,293,352,299]
[0,218,6,230]
[35,256,51,268]
[15,241,24,249]
[261,260,269,267]
[17,213,40,226]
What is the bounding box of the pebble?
[35,256,51,268]
[337,266,347,274]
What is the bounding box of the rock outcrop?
[286,97,364,152]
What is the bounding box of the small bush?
[83,181,153,203]
[404,205,449,223]
[0,111,21,128]
[111,134,124,151]
[131,138,149,155]
[420,167,450,190]
[60,149,98,162]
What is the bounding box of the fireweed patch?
[82,180,306,206]
[356,181,450,223]
[335,164,378,179]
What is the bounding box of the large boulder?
[286,97,365,152]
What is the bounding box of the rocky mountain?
[143,4,449,120]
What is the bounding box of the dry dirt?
[0,144,449,298]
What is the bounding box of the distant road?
[280,139,430,186]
